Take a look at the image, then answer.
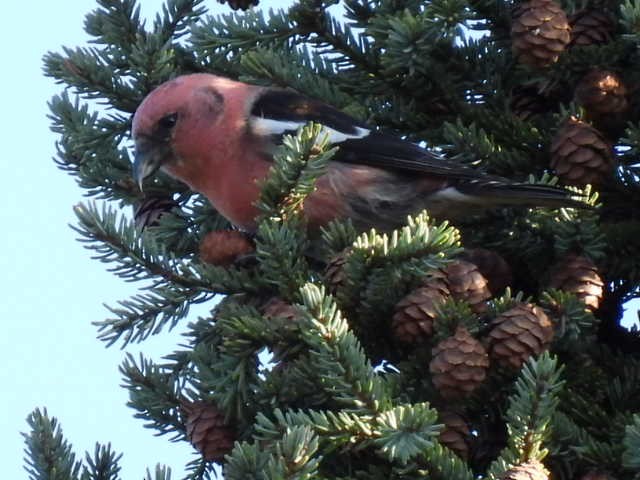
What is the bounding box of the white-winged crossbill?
[132,74,582,232]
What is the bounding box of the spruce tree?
[25,0,640,478]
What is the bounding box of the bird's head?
[131,74,230,190]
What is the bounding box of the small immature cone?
[183,401,235,462]
[392,274,450,344]
[488,303,554,369]
[262,297,302,322]
[510,86,551,121]
[429,326,489,399]
[575,70,628,116]
[460,248,513,296]
[133,195,178,230]
[199,230,255,266]
[550,117,614,187]
[549,254,604,310]
[324,249,349,294]
[262,297,304,360]
[511,0,571,68]
[502,460,549,480]
[443,260,492,313]
[438,411,470,459]
[569,10,614,47]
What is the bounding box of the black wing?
[249,88,484,179]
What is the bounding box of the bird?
[132,73,583,233]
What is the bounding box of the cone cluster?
[392,259,495,345]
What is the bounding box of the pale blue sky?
[1,1,638,479]
[3,0,228,477]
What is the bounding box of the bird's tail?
[456,180,589,209]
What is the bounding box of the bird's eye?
[158,113,178,129]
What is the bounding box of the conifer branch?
[82,443,124,480]
[23,409,83,480]
[120,354,187,440]
[486,353,564,479]
[299,284,389,412]
[144,464,173,480]
[623,414,640,471]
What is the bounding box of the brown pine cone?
[133,195,178,230]
[199,230,255,266]
[575,70,628,116]
[550,117,614,187]
[443,260,492,313]
[569,10,614,47]
[488,303,554,369]
[430,327,489,399]
[511,0,571,68]
[217,0,258,10]
[460,248,513,296]
[438,411,470,459]
[183,401,235,462]
[510,86,552,121]
[324,250,349,294]
[503,460,549,480]
[549,254,604,310]
[262,298,304,361]
[262,297,302,322]
[392,275,450,344]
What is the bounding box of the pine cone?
[133,195,178,230]
[392,275,450,344]
[549,254,604,310]
[199,230,255,266]
[575,70,628,116]
[569,10,614,47]
[443,260,492,313]
[324,249,349,294]
[550,117,614,187]
[438,411,470,459]
[183,401,235,462]
[460,249,513,296]
[430,327,489,399]
[262,297,302,322]
[511,0,571,68]
[217,0,258,10]
[503,460,549,480]
[510,86,552,121]
[488,303,554,369]
[262,298,304,361]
